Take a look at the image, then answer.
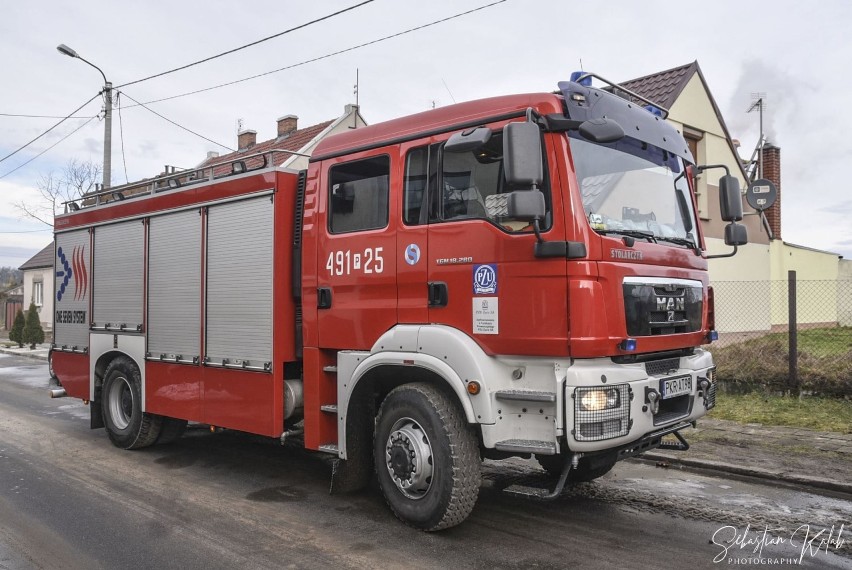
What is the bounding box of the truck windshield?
[568,135,698,247]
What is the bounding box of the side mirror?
[444,126,492,153]
[507,190,545,221]
[724,222,748,247]
[503,122,543,188]
[578,118,624,144]
[719,175,743,222]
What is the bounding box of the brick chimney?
[238,129,257,150]
[762,143,781,239]
[276,115,298,138]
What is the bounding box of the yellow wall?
[769,241,841,326]
[706,238,772,333]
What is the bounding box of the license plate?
[660,375,692,399]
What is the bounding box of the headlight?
[579,388,620,411]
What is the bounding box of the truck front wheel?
[373,383,480,531]
[101,357,162,449]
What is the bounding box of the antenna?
[579,57,584,71]
[747,93,766,179]
[236,118,244,133]
[353,68,359,108]
[441,78,456,104]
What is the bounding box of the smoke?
[725,59,806,147]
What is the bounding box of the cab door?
[315,153,397,350]
[426,124,570,356]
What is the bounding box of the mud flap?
[90,399,104,429]
[329,398,374,495]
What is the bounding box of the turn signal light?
[467,381,481,395]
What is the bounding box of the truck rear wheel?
[536,454,615,483]
[101,357,162,449]
[373,383,480,531]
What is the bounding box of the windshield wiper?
[597,229,657,243]
[656,235,699,251]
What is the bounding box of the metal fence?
[711,272,852,397]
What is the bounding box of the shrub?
[22,302,45,349]
[713,329,852,398]
[9,308,25,348]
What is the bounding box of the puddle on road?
[246,486,307,503]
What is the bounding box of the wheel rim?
[108,376,134,430]
[385,417,434,500]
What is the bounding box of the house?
[620,62,845,333]
[196,104,367,174]
[18,242,54,332]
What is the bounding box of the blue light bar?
[620,338,637,351]
[709,330,719,342]
[569,71,592,87]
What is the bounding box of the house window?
[33,280,43,307]
[328,155,390,234]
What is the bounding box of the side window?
[438,131,550,231]
[403,146,428,225]
[328,155,390,234]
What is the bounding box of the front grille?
[622,281,703,337]
[574,384,631,441]
[645,357,680,377]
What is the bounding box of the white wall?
[22,268,54,331]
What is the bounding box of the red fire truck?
[51,73,747,530]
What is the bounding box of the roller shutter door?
[206,196,273,369]
[148,210,201,361]
[92,220,144,330]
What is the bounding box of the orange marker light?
[467,381,481,395]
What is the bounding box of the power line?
[0,116,98,180]
[116,0,375,89]
[0,93,100,164]
[116,92,129,184]
[121,0,508,109]
[0,229,53,234]
[118,91,235,152]
[0,113,96,119]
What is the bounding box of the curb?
[0,347,49,362]
[640,451,852,496]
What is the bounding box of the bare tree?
[15,158,101,227]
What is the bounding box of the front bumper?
[565,349,716,453]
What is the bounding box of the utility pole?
[57,44,112,189]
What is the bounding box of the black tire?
[373,383,480,531]
[537,454,615,483]
[156,418,188,445]
[101,357,162,449]
[47,349,58,381]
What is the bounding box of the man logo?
[656,296,685,312]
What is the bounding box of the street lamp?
[57,43,112,190]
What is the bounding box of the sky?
[2,0,851,268]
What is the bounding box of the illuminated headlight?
[574,385,631,442]
[579,388,621,411]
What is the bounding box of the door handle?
[427,282,448,307]
[317,287,332,309]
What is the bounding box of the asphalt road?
[0,353,849,570]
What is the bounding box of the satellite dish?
[746,178,777,211]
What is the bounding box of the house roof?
[198,119,335,176]
[19,242,53,271]
[620,61,749,180]
[619,62,696,110]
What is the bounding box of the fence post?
[788,270,799,397]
